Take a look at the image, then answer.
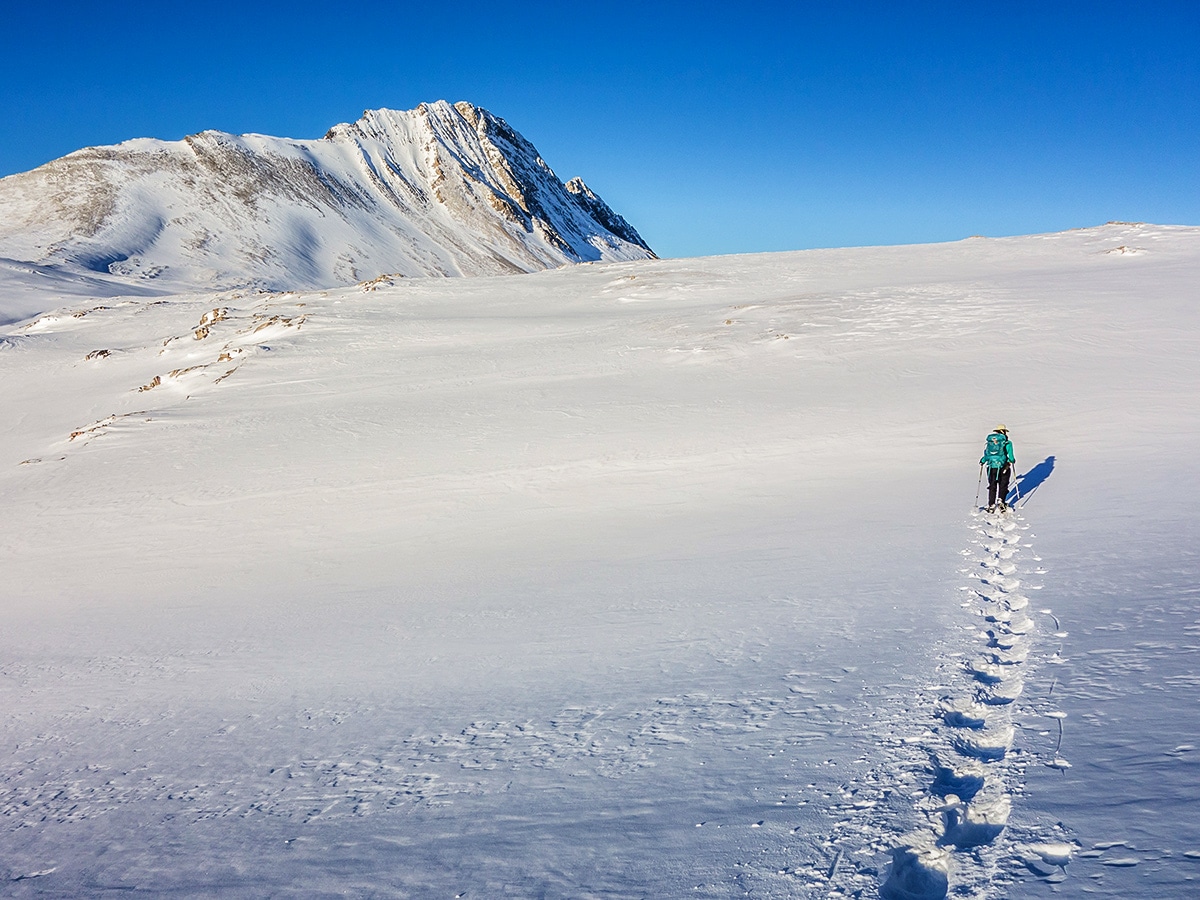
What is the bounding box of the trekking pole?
[974,464,983,510]
[1011,465,1022,508]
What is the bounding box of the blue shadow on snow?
[1010,455,1055,506]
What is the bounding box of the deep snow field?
[1,223,1198,897]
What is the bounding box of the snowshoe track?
[778,508,1075,899]
[874,509,1074,898]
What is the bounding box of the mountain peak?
[0,102,654,297]
[565,177,652,253]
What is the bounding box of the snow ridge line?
[878,509,1067,898]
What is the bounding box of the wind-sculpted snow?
[0,101,654,311]
[1,224,1199,896]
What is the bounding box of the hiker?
[980,425,1016,512]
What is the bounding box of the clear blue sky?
[2,1,1196,258]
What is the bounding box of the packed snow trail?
[793,505,1071,899]
[877,508,1066,897]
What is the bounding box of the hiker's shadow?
[1011,456,1055,506]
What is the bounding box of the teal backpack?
[981,432,1009,469]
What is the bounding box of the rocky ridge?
[0,101,654,295]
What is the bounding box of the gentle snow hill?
[0,100,653,313]
[1,223,1199,898]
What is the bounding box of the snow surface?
[1,222,1199,897]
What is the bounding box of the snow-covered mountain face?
[0,101,654,296]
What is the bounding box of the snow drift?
[0,100,654,297]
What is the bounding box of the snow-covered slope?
[0,100,654,301]
[1,223,1198,898]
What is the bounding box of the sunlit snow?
[2,223,1198,897]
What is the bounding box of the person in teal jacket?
[980,425,1016,512]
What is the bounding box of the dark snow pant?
[987,465,1012,508]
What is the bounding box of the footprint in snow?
[1005,593,1030,611]
[951,723,1014,762]
[928,754,986,802]
[940,792,1010,847]
[880,845,950,900]
[978,677,1024,705]
[938,697,988,729]
[986,627,1024,650]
